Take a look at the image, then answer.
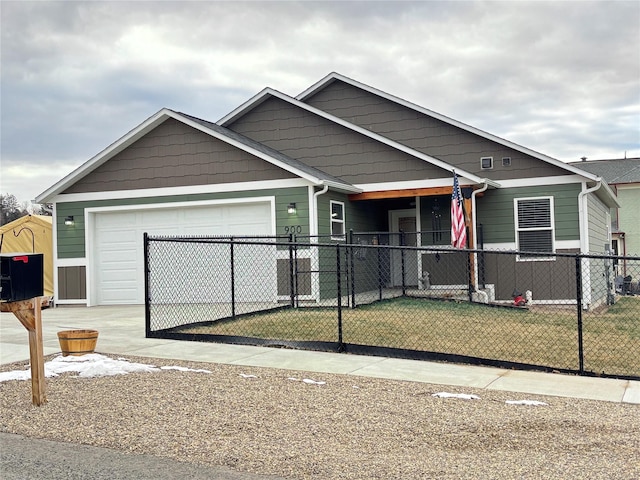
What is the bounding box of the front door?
[389,209,419,287]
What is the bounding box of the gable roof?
[297,72,603,182]
[36,109,360,202]
[218,87,495,187]
[569,158,640,185]
[176,112,358,192]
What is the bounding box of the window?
[330,201,345,239]
[502,157,511,167]
[514,197,554,260]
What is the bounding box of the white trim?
[56,258,87,267]
[49,179,312,204]
[219,88,486,185]
[52,203,60,304]
[307,186,317,237]
[84,197,275,306]
[56,299,87,306]
[83,196,276,215]
[497,175,587,188]
[296,72,602,182]
[330,200,346,240]
[514,196,555,260]
[473,240,580,253]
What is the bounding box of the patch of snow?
[0,354,210,381]
[432,392,480,400]
[287,377,326,385]
[302,378,326,385]
[239,374,257,378]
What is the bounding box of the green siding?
[477,184,581,244]
[618,187,640,256]
[57,187,310,258]
[587,194,609,254]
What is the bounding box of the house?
[36,73,618,308]
[569,157,640,260]
[0,214,54,297]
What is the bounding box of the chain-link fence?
[144,233,640,380]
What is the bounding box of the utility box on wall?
[0,253,44,302]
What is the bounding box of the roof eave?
[297,73,591,179]
[36,108,177,203]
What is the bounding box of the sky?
[1,0,639,204]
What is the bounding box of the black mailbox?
[0,253,44,302]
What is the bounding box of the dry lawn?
[177,297,640,378]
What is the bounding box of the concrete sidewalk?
[1,305,638,404]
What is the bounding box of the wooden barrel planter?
[57,329,99,356]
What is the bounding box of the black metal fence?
[144,233,640,380]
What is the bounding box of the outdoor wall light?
[64,216,74,226]
[287,203,297,215]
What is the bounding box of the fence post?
[575,255,585,374]
[349,230,356,308]
[288,234,295,308]
[377,244,383,301]
[466,239,473,302]
[336,244,344,351]
[230,238,236,320]
[143,232,151,337]
[400,230,407,296]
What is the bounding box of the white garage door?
[92,202,274,305]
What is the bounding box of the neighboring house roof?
[218,87,494,187]
[36,109,360,202]
[569,158,640,185]
[297,72,604,183]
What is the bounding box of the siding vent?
[480,157,493,169]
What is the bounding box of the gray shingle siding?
[64,118,296,194]
[226,96,447,184]
[303,80,571,180]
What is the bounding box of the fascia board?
[217,87,275,126]
[36,108,175,203]
[260,89,485,185]
[297,73,598,181]
[597,180,620,208]
[36,106,345,203]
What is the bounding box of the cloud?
[1,0,638,202]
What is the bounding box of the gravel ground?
[1,354,639,480]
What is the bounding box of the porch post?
[463,196,476,291]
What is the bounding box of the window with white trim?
[514,197,554,259]
[330,201,345,239]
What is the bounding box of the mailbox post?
[0,254,47,406]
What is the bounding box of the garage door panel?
[93,201,275,305]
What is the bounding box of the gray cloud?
[1,0,638,202]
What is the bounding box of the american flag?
[451,171,467,248]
